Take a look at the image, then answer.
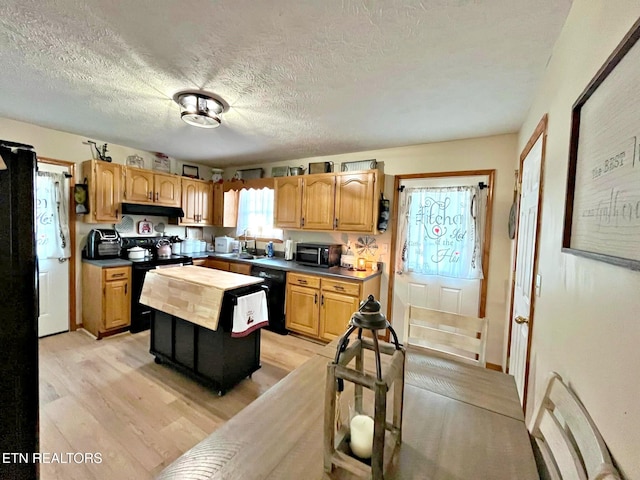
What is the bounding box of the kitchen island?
[140,265,266,395]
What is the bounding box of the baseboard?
[486,362,503,372]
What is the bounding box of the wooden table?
[157,348,538,480]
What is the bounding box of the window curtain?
[36,172,71,260]
[396,186,485,279]
[236,187,283,239]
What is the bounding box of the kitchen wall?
[0,117,215,326]
[223,133,518,367]
[516,1,640,477]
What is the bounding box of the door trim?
[387,169,496,321]
[506,114,548,410]
[37,157,77,332]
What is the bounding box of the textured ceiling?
[0,0,572,166]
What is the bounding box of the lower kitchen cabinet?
[202,258,251,275]
[285,272,380,342]
[82,263,131,339]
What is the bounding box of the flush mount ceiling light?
[174,92,224,129]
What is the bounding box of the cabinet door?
[103,279,130,330]
[213,183,224,226]
[155,173,181,207]
[125,167,154,203]
[199,182,213,225]
[302,175,335,230]
[275,177,302,228]
[180,179,198,224]
[94,162,123,223]
[320,291,360,341]
[335,172,376,232]
[286,284,320,336]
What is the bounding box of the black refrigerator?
[0,140,39,480]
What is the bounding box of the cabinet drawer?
[104,267,130,281]
[229,262,252,275]
[205,259,230,271]
[287,272,320,289]
[321,279,360,297]
[192,258,207,266]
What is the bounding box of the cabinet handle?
[125,284,128,295]
[314,293,318,304]
[301,217,305,227]
[321,294,324,306]
[334,285,344,291]
[334,218,338,228]
[299,279,307,284]
[115,208,119,219]
[155,192,159,201]
[111,273,125,277]
[148,191,152,200]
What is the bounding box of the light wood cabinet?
[203,258,251,275]
[229,262,251,275]
[275,170,379,233]
[125,168,181,207]
[82,263,131,339]
[301,174,335,230]
[205,258,230,271]
[213,185,239,227]
[179,178,213,226]
[285,272,381,341]
[334,171,376,232]
[275,177,303,228]
[82,160,124,223]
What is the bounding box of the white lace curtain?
[236,187,283,239]
[36,172,71,260]
[396,185,486,279]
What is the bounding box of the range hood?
[121,202,185,218]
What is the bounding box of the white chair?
[402,304,488,367]
[528,372,621,480]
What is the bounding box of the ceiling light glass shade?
[176,93,223,129]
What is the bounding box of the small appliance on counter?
[84,228,121,259]
[295,242,342,268]
[215,236,234,253]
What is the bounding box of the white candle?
[350,414,374,459]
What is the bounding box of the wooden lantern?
[324,295,405,479]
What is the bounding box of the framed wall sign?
[562,17,640,270]
[182,164,199,179]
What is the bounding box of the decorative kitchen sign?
[562,17,640,270]
[153,153,171,173]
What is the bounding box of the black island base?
[149,284,265,396]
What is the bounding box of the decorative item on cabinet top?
[234,168,263,180]
[153,153,171,173]
[308,161,333,174]
[126,155,144,168]
[341,159,376,172]
[271,166,289,177]
[182,164,199,179]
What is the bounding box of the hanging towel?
[232,290,269,338]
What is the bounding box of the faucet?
[241,228,249,252]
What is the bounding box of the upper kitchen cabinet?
[179,177,213,226]
[275,170,379,233]
[334,171,377,232]
[81,160,124,223]
[301,174,336,230]
[125,167,181,207]
[274,177,302,228]
[213,183,238,227]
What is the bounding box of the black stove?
[120,237,193,333]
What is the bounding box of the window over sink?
[236,187,283,240]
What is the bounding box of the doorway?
[36,158,76,337]
[507,115,547,407]
[389,170,495,340]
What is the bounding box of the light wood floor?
[39,329,325,479]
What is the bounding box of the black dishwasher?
[250,265,288,335]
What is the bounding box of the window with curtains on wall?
[396,185,485,279]
[235,187,283,240]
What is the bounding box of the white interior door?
[36,163,70,338]
[509,135,543,402]
[392,176,487,340]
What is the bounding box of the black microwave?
[295,243,342,268]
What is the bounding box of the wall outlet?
[381,243,389,254]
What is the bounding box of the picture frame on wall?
[562,17,640,271]
[182,164,199,179]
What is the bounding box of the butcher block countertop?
[139,265,263,331]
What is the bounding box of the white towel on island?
[232,290,269,338]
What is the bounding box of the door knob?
[514,315,529,324]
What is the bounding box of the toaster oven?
[84,228,121,259]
